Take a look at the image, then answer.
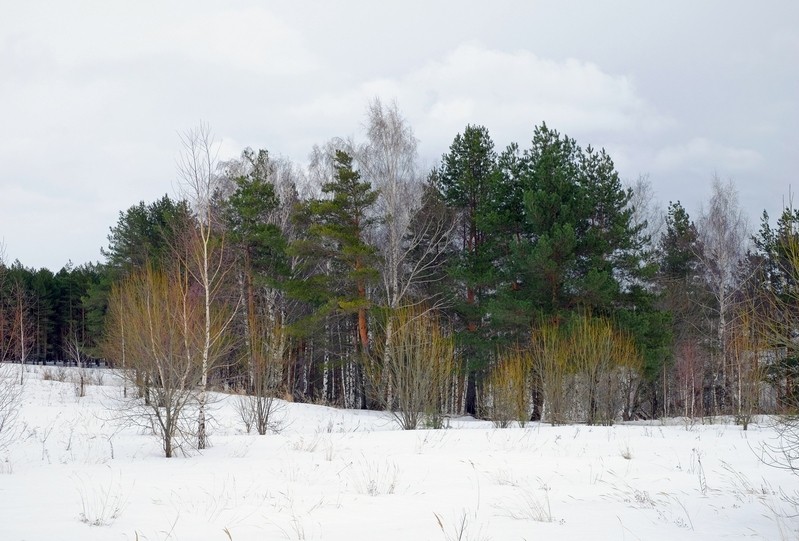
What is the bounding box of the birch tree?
[697,176,749,413]
[531,319,571,425]
[177,123,238,449]
[355,100,455,402]
[357,100,422,311]
[628,174,664,253]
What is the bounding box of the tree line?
[2,101,797,443]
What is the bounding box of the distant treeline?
[0,261,105,362]
[2,102,798,424]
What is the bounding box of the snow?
[1,366,798,540]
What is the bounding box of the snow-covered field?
[1,366,798,541]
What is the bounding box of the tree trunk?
[245,251,257,392]
[465,371,477,415]
[357,306,369,353]
[198,230,211,451]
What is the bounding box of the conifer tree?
[487,124,665,418]
[493,124,654,324]
[288,150,379,405]
[438,125,499,414]
[749,206,799,406]
[223,148,288,390]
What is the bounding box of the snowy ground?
[1,366,798,541]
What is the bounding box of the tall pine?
[438,125,499,414]
[288,150,379,405]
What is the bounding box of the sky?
[1,1,797,271]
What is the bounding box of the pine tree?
[496,124,582,320]
[103,196,193,276]
[489,124,666,419]
[749,206,799,406]
[288,150,379,404]
[493,124,652,322]
[223,148,288,390]
[438,125,499,415]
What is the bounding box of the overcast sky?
[1,1,797,271]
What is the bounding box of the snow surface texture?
[1,366,798,540]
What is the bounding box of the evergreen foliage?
[288,150,379,347]
[437,124,499,414]
[4,114,794,422]
[103,196,193,275]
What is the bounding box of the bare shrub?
[0,365,21,449]
[244,319,287,435]
[90,370,105,386]
[485,349,531,428]
[234,393,285,435]
[234,391,256,434]
[368,306,456,430]
[42,366,68,383]
[762,415,799,476]
[66,338,90,399]
[531,320,572,425]
[568,313,642,425]
[729,301,766,430]
[105,267,203,458]
[758,232,799,468]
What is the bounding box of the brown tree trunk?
[357,305,369,353]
